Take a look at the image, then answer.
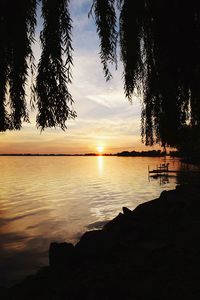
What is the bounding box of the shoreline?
[0,150,168,157]
[2,184,200,299]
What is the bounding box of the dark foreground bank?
[1,185,200,299]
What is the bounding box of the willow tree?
[1,0,200,149]
[0,0,75,132]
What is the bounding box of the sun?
[97,146,104,154]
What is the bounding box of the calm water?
[0,156,181,286]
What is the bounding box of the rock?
[49,242,75,268]
[0,286,8,299]
[75,230,116,258]
[103,212,125,232]
[5,185,200,299]
[122,206,132,215]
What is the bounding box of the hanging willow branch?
[0,0,36,131]
[119,0,144,100]
[91,0,200,147]
[89,0,118,81]
[1,0,200,149]
[0,0,76,132]
[36,0,76,130]
[0,0,9,131]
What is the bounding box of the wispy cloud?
[0,0,148,154]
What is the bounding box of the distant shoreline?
[0,150,175,157]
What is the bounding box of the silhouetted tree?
[91,0,200,148]
[0,0,75,131]
[175,125,200,162]
[1,0,200,150]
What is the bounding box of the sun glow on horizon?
[97,145,104,154]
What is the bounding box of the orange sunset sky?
[0,0,160,154]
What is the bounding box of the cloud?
[0,0,146,154]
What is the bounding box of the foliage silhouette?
[0,0,200,149]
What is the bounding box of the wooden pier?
[148,163,200,176]
[148,161,200,185]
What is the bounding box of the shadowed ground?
[2,184,200,299]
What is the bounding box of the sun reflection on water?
[97,155,104,175]
[0,156,182,286]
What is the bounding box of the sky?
[0,0,160,154]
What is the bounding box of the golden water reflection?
[97,155,104,174]
[0,156,182,286]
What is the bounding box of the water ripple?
[0,156,181,286]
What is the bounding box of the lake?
[0,156,181,286]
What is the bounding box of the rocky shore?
[2,184,200,299]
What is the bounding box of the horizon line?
[0,150,172,157]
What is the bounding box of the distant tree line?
[117,150,165,157]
